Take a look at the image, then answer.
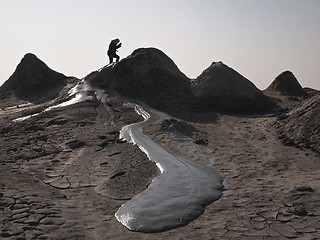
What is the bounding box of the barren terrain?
[1,49,320,239]
[0,91,319,239]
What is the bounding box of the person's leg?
[108,54,113,64]
[115,53,120,62]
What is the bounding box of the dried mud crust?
[0,97,159,239]
[1,91,320,239]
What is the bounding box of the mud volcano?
[267,71,306,96]
[0,53,68,98]
[191,62,276,113]
[94,48,193,116]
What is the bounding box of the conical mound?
[0,53,67,97]
[96,48,193,114]
[191,62,275,113]
[267,71,306,96]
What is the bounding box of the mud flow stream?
[116,104,223,232]
[12,69,224,233]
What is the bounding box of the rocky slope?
[274,92,320,153]
[265,70,319,153]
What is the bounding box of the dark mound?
[159,118,196,137]
[275,93,320,152]
[191,62,276,113]
[95,48,193,115]
[267,71,306,96]
[0,53,67,98]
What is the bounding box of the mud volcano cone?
[267,71,306,96]
[191,61,275,113]
[0,53,67,97]
[96,48,193,115]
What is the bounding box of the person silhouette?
[107,38,122,64]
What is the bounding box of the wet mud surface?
[116,106,223,232]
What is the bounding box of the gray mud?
[115,105,223,232]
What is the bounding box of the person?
[107,38,122,64]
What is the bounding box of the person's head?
[115,38,120,43]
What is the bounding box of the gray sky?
[0,0,319,90]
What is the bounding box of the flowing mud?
[116,104,223,232]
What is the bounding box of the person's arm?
[116,42,122,49]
